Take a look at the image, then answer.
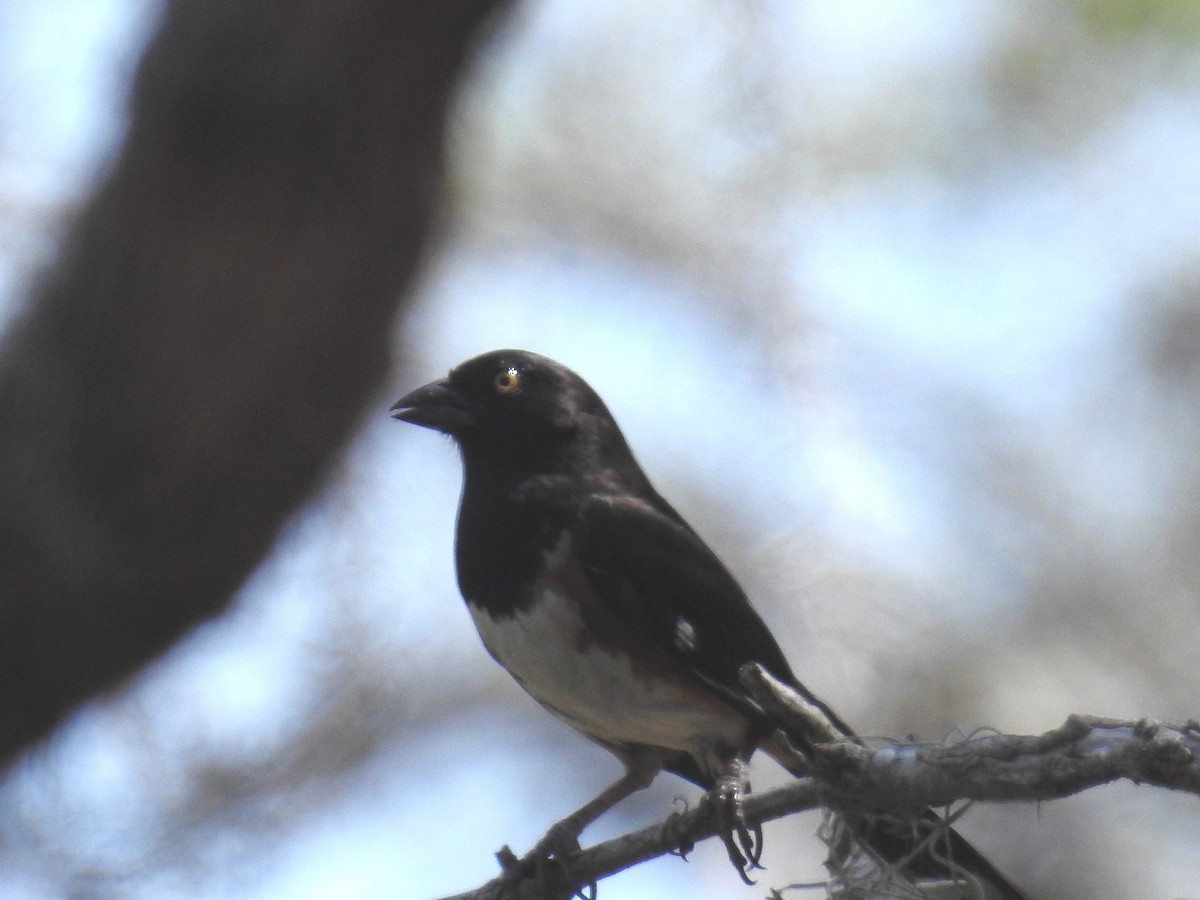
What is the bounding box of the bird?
[391,348,1029,899]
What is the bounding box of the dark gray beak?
[390,378,474,435]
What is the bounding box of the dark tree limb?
[439,708,1200,900]
[0,0,508,767]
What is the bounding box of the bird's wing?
[574,494,1030,899]
[574,492,850,735]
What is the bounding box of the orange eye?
[494,367,521,394]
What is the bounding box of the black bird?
[392,349,1029,899]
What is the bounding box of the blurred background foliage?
[1,1,1198,898]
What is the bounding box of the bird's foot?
[496,821,595,900]
[702,763,763,885]
[662,797,696,860]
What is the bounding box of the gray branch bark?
[438,712,1200,900]
[812,715,1200,809]
[0,0,508,768]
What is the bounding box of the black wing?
[574,493,851,736]
[574,494,1029,898]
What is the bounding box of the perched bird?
[392,349,1028,898]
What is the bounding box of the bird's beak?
[390,378,474,435]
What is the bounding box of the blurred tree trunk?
[0,0,506,767]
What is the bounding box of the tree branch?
[812,715,1200,809]
[438,713,1200,900]
[439,778,824,900]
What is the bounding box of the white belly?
[467,588,746,772]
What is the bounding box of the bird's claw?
[662,797,695,859]
[497,823,595,900]
[537,823,595,900]
[703,769,764,885]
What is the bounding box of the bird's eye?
[494,367,521,395]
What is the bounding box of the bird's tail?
[763,734,1028,900]
[745,663,1031,900]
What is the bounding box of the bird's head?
[391,349,632,477]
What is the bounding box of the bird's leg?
[702,756,763,884]
[532,764,658,860]
[499,756,661,896]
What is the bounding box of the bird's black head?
[391,350,636,480]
